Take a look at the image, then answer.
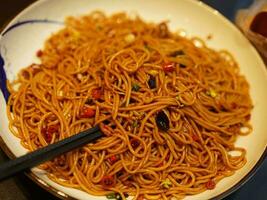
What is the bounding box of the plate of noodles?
[0,0,267,199]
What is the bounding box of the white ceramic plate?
[0,0,267,199]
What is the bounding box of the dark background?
[0,0,266,200]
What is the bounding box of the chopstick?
[0,125,103,181]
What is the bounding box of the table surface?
[0,0,266,200]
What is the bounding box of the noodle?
[6,11,252,200]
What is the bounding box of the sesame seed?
[124,33,135,43]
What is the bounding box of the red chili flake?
[227,124,241,134]
[157,22,169,38]
[41,127,52,143]
[130,138,140,149]
[215,99,225,111]
[165,153,170,161]
[162,62,175,72]
[47,124,59,134]
[100,175,115,188]
[205,180,216,190]
[175,139,184,146]
[192,134,199,141]
[231,102,238,109]
[92,88,102,100]
[78,158,83,166]
[245,114,251,121]
[30,64,41,76]
[151,143,156,149]
[21,70,30,79]
[123,180,133,187]
[103,125,109,130]
[101,124,112,136]
[63,32,70,37]
[57,159,65,167]
[80,106,95,118]
[87,156,93,163]
[42,124,59,143]
[36,50,43,57]
[137,195,145,200]
[107,155,119,165]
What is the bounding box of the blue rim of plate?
[0,0,266,200]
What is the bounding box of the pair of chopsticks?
[0,126,103,181]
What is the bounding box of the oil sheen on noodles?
[7,11,252,200]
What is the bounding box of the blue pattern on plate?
[0,53,9,102]
[2,19,63,36]
[0,19,63,102]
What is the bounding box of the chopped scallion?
[132,83,140,91]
